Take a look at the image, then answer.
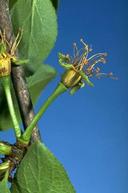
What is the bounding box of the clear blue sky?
[44,0,128,192]
[1,0,128,193]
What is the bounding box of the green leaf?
[10,0,58,72]
[9,0,59,12]
[0,171,10,193]
[27,65,56,103]
[11,141,76,193]
[0,65,56,130]
[9,0,17,9]
[51,0,59,10]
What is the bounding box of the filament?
[88,53,107,62]
[73,42,79,58]
[80,38,90,58]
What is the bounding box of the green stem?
[0,161,10,171]
[21,82,67,144]
[0,142,12,155]
[1,76,21,138]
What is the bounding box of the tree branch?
[0,0,41,142]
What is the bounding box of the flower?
[58,39,116,94]
[0,30,28,77]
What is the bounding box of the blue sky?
[1,0,128,192]
[44,0,128,192]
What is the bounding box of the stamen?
[95,67,100,73]
[95,72,118,80]
[86,57,106,72]
[80,38,89,57]
[89,44,93,52]
[80,38,88,49]
[0,30,4,43]
[3,30,6,42]
[73,42,79,58]
[107,72,118,80]
[78,57,88,71]
[88,52,107,61]
[11,29,23,56]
